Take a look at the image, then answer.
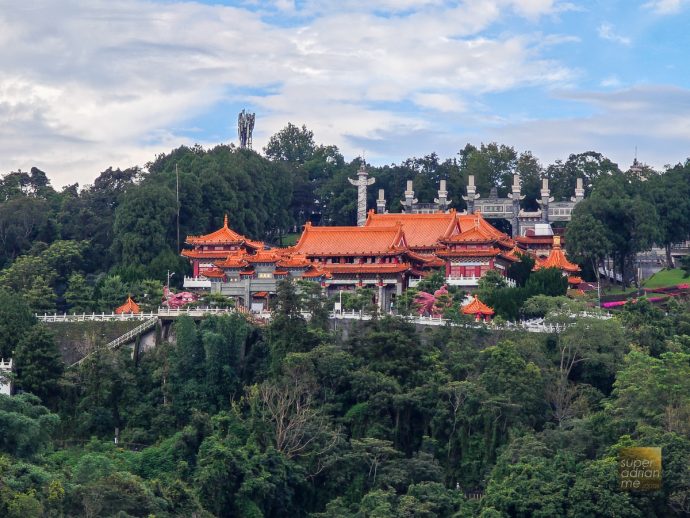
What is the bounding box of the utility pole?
[176,164,180,252]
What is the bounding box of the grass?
[642,268,689,289]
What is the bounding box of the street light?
[167,270,175,291]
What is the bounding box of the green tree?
[14,326,63,404]
[65,273,95,313]
[0,289,35,358]
[526,267,568,297]
[264,123,316,164]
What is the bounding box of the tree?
[565,212,611,288]
[611,350,690,435]
[64,273,95,313]
[96,275,127,313]
[264,123,316,164]
[644,164,690,267]
[0,289,35,358]
[525,267,568,297]
[14,326,63,404]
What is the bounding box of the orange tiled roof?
[246,250,281,263]
[181,249,235,260]
[364,210,458,248]
[215,252,249,268]
[277,253,312,268]
[294,222,407,256]
[202,268,225,279]
[461,295,494,316]
[568,276,583,285]
[321,263,411,275]
[115,296,140,315]
[534,236,580,273]
[186,215,263,248]
[302,267,332,279]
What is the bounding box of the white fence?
[330,310,572,333]
[37,306,236,322]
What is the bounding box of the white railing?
[37,306,236,322]
[330,310,574,333]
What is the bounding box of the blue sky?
[1,0,690,186]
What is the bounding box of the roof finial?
[223,214,228,228]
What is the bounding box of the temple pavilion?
[533,236,582,287]
[461,294,495,322]
[182,215,264,278]
[115,296,140,315]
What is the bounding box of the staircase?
[71,317,158,368]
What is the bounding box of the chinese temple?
[182,215,263,278]
[436,213,520,286]
[181,178,583,311]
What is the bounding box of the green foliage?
[0,394,59,458]
[14,326,63,404]
[0,289,35,357]
[525,267,568,297]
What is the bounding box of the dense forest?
[1,125,690,516]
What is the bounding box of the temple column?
[348,163,375,226]
[507,174,525,237]
[462,175,479,214]
[401,180,418,213]
[434,179,452,212]
[376,189,387,214]
[571,178,585,204]
[538,178,554,223]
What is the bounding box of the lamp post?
[167,271,175,291]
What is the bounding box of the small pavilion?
[115,296,140,315]
[461,295,494,322]
[533,236,582,287]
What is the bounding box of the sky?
[2,0,690,187]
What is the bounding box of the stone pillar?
[401,180,418,213]
[462,175,479,214]
[507,174,525,237]
[434,179,452,212]
[539,178,554,223]
[571,177,585,203]
[348,163,375,226]
[376,189,387,214]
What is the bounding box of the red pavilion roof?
[534,236,580,273]
[115,296,140,315]
[185,215,263,249]
[461,295,494,316]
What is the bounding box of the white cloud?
[597,23,631,45]
[600,75,622,88]
[0,0,579,186]
[413,93,467,112]
[642,0,689,14]
[490,86,690,170]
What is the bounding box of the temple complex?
[181,174,585,310]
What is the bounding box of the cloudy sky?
[2,0,690,187]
